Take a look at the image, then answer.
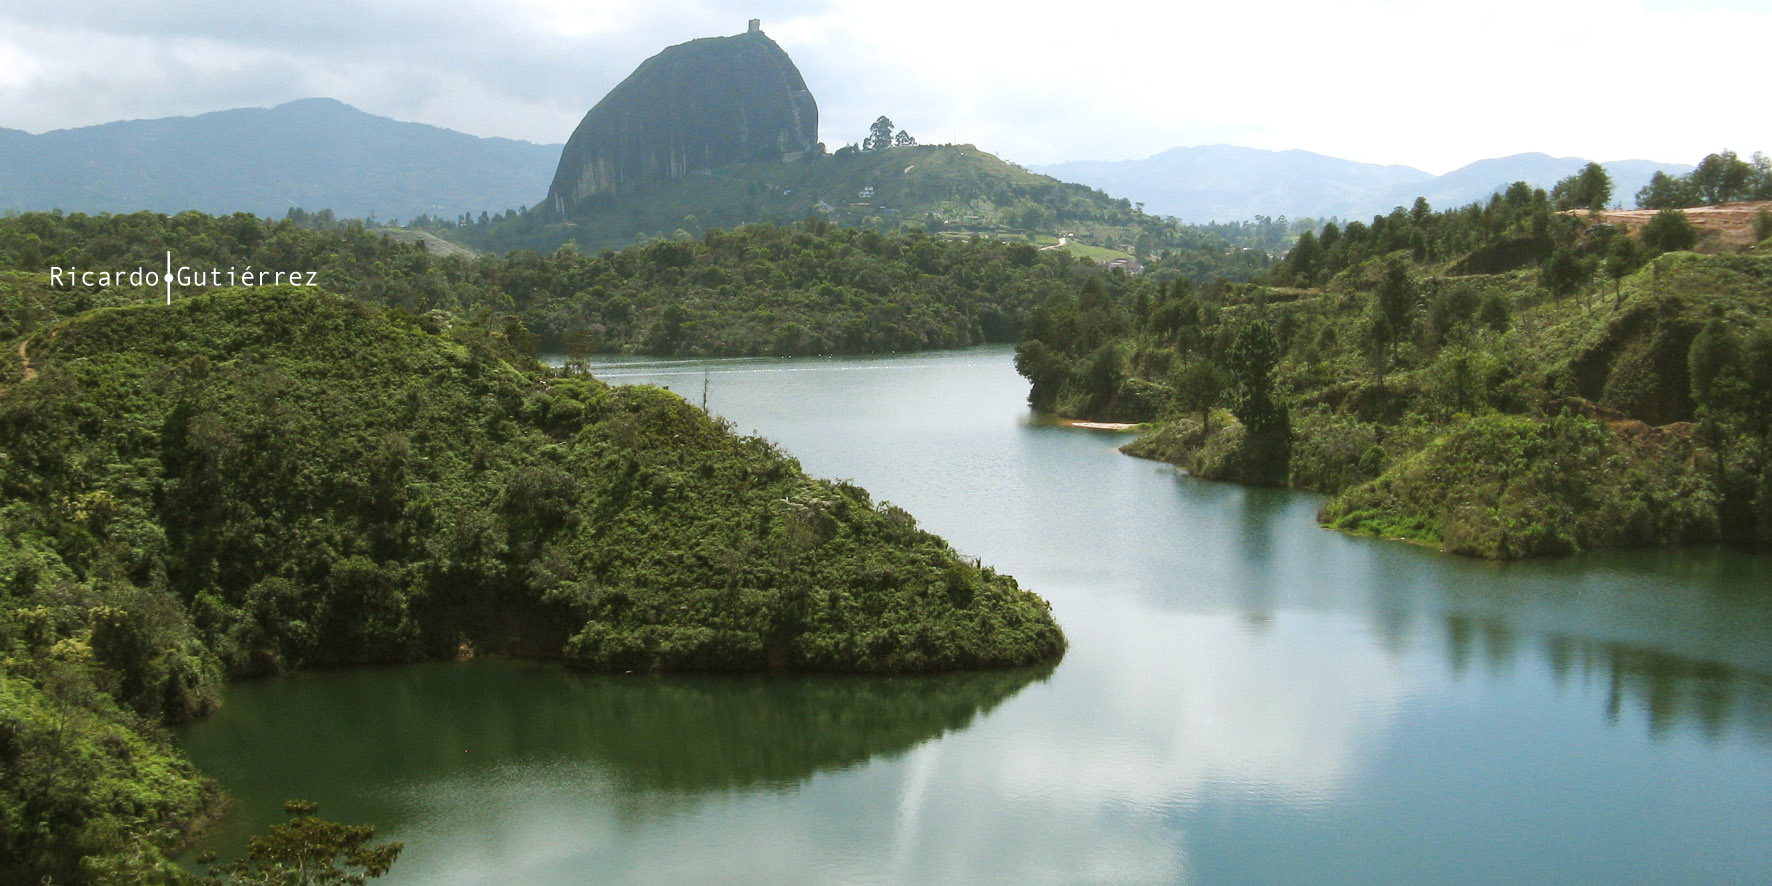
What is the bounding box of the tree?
[1603,233,1637,308]
[1688,318,1741,410]
[1427,281,1481,345]
[1551,162,1613,211]
[1690,150,1753,205]
[1171,358,1227,433]
[1753,207,1772,243]
[1639,208,1698,254]
[1370,257,1415,376]
[1286,229,1322,286]
[1226,318,1283,434]
[1014,338,1077,413]
[865,116,895,151]
[1741,329,1772,436]
[1636,170,1699,209]
[1540,246,1589,306]
[203,800,402,885]
[1083,343,1124,409]
[1226,317,1291,483]
[893,129,916,147]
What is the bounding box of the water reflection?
[175,348,1772,885]
[180,660,1051,858]
[1130,457,1772,747]
[577,345,1772,878]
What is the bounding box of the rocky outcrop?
[546,25,818,212]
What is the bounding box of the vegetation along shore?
[1014,154,1772,559]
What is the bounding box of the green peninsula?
[0,286,1062,882]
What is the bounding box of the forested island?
[0,285,1063,882]
[1015,154,1772,558]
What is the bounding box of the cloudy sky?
[1,0,1767,174]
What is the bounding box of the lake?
[179,346,1772,884]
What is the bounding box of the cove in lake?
[180,346,1772,885]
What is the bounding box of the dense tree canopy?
[1637,150,1772,208]
[1014,175,1772,558]
[1552,162,1613,211]
[865,116,896,151]
[0,212,1121,357]
[0,285,1064,882]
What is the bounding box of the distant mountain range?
[0,98,561,220]
[0,99,1700,233]
[1032,146,1695,224]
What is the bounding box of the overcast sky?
[1,0,1767,174]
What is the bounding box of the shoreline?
[1058,418,1139,431]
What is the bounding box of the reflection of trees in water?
[186,660,1053,800]
[1439,614,1772,745]
[544,665,1054,792]
[1585,642,1772,744]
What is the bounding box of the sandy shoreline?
[1059,419,1139,431]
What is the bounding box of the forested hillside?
[1,211,1135,356]
[1014,162,1772,558]
[0,286,1063,882]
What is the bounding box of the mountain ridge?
[1032,145,1694,223]
[0,98,561,220]
[0,97,1701,241]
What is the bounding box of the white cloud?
[1,0,1767,170]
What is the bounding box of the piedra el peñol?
[546,20,819,211]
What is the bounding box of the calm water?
[180,346,1772,884]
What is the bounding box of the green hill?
[437,143,1262,266]
[0,285,1062,881]
[1013,183,1772,558]
[0,211,1112,356]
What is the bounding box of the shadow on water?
[1141,455,1772,748]
[1437,610,1772,747]
[1346,532,1772,746]
[179,659,1053,855]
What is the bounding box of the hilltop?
[1573,200,1772,252]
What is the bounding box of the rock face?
[546,25,818,212]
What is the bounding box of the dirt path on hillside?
[1,338,41,401]
[1570,200,1771,251]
